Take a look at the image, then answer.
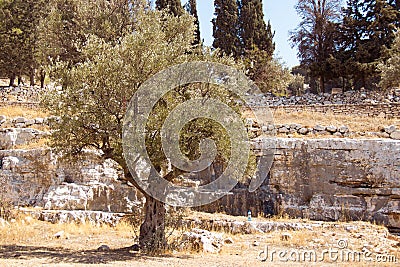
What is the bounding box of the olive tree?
[42,7,242,253]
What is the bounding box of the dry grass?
[272,110,400,132]
[0,215,136,250]
[0,212,398,266]
[0,106,47,119]
[0,78,9,87]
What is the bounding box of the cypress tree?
[156,0,184,16]
[185,0,200,45]
[239,0,274,58]
[238,0,275,84]
[212,0,240,57]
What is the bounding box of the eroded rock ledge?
[0,149,142,213]
[199,138,400,232]
[0,138,399,232]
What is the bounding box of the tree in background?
[288,73,306,96]
[379,30,400,89]
[212,0,241,57]
[36,0,135,66]
[253,58,293,95]
[239,0,275,89]
[212,0,276,92]
[36,0,84,67]
[239,0,274,57]
[156,0,184,16]
[290,0,342,93]
[0,0,47,86]
[336,0,400,90]
[185,0,200,45]
[0,0,135,87]
[330,0,364,91]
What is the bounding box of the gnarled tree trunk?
[137,168,183,253]
[118,161,182,254]
[139,195,166,253]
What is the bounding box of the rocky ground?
[0,212,399,266]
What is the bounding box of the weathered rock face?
[1,138,399,231]
[198,138,400,232]
[0,149,142,213]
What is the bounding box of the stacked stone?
[0,85,48,102]
[0,115,60,128]
[249,123,400,140]
[248,89,400,107]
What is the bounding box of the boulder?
[338,125,349,134]
[13,117,26,124]
[25,119,35,127]
[54,231,65,238]
[278,127,289,133]
[298,128,309,135]
[390,131,400,140]
[224,237,234,244]
[182,228,223,253]
[385,125,397,134]
[326,125,337,133]
[332,132,342,137]
[314,125,326,131]
[97,245,111,251]
[34,118,44,124]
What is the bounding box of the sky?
[184,0,301,68]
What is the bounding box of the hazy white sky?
[188,0,301,68]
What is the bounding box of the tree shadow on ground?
[0,245,192,264]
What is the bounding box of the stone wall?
[1,138,399,232]
[0,149,142,213]
[198,138,400,232]
[270,103,400,119]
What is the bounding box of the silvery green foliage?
[41,7,242,176]
[42,9,196,168]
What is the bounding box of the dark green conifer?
[156,0,184,16]
[212,0,241,57]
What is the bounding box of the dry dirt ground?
[0,212,399,267]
